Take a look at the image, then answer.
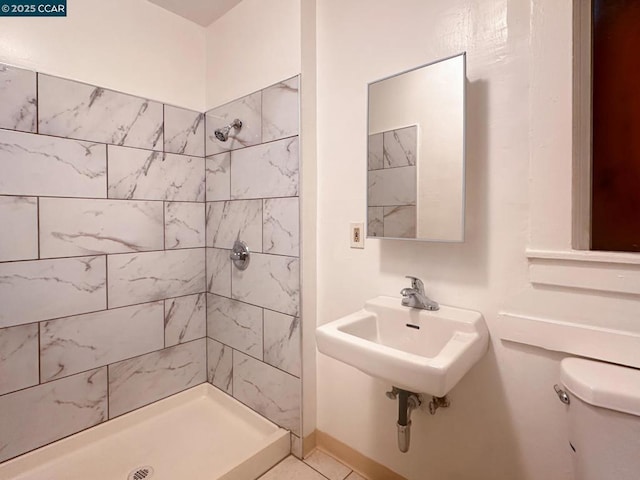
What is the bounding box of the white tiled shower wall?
[204,77,302,445]
[0,64,301,463]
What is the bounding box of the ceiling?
[147,0,243,27]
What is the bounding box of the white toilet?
[560,357,640,480]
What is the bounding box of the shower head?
[214,118,242,142]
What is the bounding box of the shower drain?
[128,466,154,480]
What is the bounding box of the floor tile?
[346,472,367,480]
[304,449,352,480]
[259,455,327,480]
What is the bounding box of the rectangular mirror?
[367,53,466,241]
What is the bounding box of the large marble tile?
[165,202,205,249]
[264,310,300,377]
[383,205,417,238]
[39,198,164,257]
[40,302,164,382]
[107,248,206,308]
[165,293,206,347]
[0,256,106,328]
[206,200,262,250]
[291,434,302,459]
[262,76,299,142]
[0,129,107,197]
[367,166,416,207]
[231,137,299,199]
[233,352,300,435]
[164,105,205,156]
[368,133,383,171]
[258,456,326,480]
[367,206,384,237]
[232,253,299,316]
[0,323,38,396]
[108,339,206,418]
[0,196,38,262]
[207,294,262,360]
[0,64,36,132]
[108,146,205,202]
[38,75,163,150]
[207,338,233,394]
[206,247,231,297]
[0,368,107,463]
[383,126,417,168]
[263,197,299,257]
[205,152,231,202]
[206,92,261,155]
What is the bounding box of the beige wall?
[0,0,206,110]
[205,0,301,109]
[315,1,572,479]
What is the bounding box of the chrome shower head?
[214,118,242,142]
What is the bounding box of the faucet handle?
[405,276,425,294]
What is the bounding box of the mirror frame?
[365,52,467,242]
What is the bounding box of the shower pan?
[0,385,289,480]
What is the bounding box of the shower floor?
[0,384,290,480]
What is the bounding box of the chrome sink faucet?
[400,276,439,311]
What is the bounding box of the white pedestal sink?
[316,296,489,396]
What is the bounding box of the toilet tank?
[560,358,640,480]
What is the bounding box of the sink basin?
[316,296,489,396]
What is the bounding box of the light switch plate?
[350,222,364,249]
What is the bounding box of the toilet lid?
[561,357,640,416]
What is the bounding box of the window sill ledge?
[526,249,640,295]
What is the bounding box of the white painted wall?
[0,0,206,110]
[204,0,301,109]
[315,1,574,479]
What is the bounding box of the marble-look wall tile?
[107,248,206,308]
[0,129,107,198]
[164,105,205,156]
[0,196,38,262]
[165,202,205,249]
[0,256,106,328]
[0,323,39,395]
[108,146,205,202]
[383,126,417,168]
[263,197,299,257]
[383,206,417,238]
[40,302,164,382]
[205,153,231,202]
[367,206,384,237]
[290,434,302,459]
[262,77,299,142]
[367,166,416,207]
[232,253,299,316]
[206,248,231,297]
[206,92,261,155]
[368,133,383,170]
[38,75,163,150]
[233,352,300,435]
[231,137,299,199]
[0,368,107,463]
[263,310,300,377]
[206,200,262,250]
[108,339,206,418]
[207,294,263,360]
[39,198,164,257]
[0,64,36,132]
[207,338,233,394]
[165,293,206,347]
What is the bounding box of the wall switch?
[350,222,365,249]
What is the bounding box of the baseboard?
[302,430,317,458]
[315,430,407,480]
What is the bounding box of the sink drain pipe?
[387,387,421,453]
